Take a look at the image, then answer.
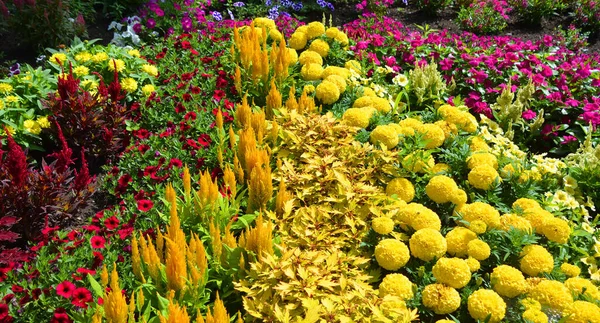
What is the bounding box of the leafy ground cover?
[2,1,600,322]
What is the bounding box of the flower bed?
[1,9,600,323]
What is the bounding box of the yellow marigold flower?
[325,27,341,38]
[0,83,13,93]
[521,298,542,311]
[92,52,109,63]
[469,136,490,152]
[370,124,400,149]
[562,301,600,323]
[300,63,323,81]
[467,239,490,261]
[432,163,451,174]
[142,64,159,77]
[490,265,526,298]
[386,178,415,203]
[466,257,480,272]
[522,309,548,323]
[564,277,600,300]
[287,48,298,64]
[306,21,325,39]
[289,32,308,50]
[374,239,410,271]
[371,97,391,113]
[521,208,553,232]
[342,107,373,128]
[402,151,435,173]
[499,214,532,233]
[467,152,498,170]
[120,77,138,92]
[324,75,347,93]
[372,217,395,235]
[461,202,501,230]
[541,217,571,244]
[432,257,471,289]
[448,189,467,206]
[298,50,323,66]
[73,66,89,77]
[142,84,155,96]
[561,263,581,277]
[36,116,50,129]
[315,80,340,105]
[422,283,461,314]
[469,220,487,234]
[268,29,283,42]
[361,86,377,97]
[409,228,447,262]
[254,17,276,29]
[295,25,308,33]
[417,123,446,149]
[345,60,361,73]
[75,52,92,62]
[425,175,459,204]
[467,289,506,323]
[379,295,407,316]
[468,165,500,190]
[49,52,68,65]
[434,120,458,140]
[528,279,573,311]
[308,39,330,57]
[446,226,477,257]
[520,245,554,277]
[353,96,373,109]
[127,49,141,57]
[436,320,455,323]
[334,32,349,46]
[108,59,126,72]
[379,273,414,300]
[321,66,351,79]
[398,118,423,131]
[400,203,441,231]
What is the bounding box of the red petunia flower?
[56,281,76,298]
[90,236,106,249]
[0,303,9,319]
[169,158,183,168]
[104,216,120,230]
[51,307,72,323]
[137,199,154,212]
[71,287,92,308]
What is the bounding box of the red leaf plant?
[0,125,97,261]
[44,66,135,171]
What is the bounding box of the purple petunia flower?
[233,1,245,6]
[211,11,222,21]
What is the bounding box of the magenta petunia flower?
[56,281,76,298]
[522,110,537,120]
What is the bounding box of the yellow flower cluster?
[342,107,376,128]
[432,257,471,288]
[467,289,506,323]
[409,228,447,261]
[374,239,410,270]
[386,178,415,202]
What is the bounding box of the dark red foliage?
[45,68,134,169]
[0,125,98,255]
[3,130,27,187]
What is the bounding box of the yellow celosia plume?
[104,264,128,323]
[223,165,237,198]
[165,237,187,293]
[238,213,274,257]
[247,164,273,213]
[265,80,281,120]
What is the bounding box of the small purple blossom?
[181,16,193,32]
[232,1,245,6]
[211,11,223,21]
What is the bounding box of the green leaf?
[87,274,104,298]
